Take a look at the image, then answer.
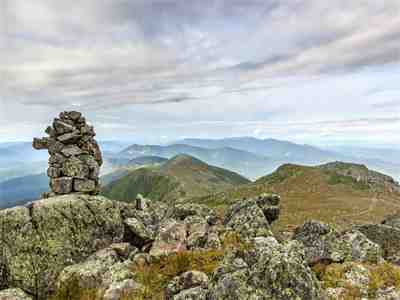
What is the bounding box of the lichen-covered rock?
[73,178,96,192]
[0,288,32,300]
[0,194,131,299]
[124,217,155,248]
[293,220,382,265]
[150,219,187,257]
[171,203,218,225]
[356,224,400,264]
[166,270,209,299]
[173,287,208,300]
[55,245,140,298]
[184,216,209,249]
[50,177,73,194]
[208,239,323,300]
[223,197,275,240]
[382,214,400,229]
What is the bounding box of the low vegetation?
[312,262,400,300]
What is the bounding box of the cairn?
[33,111,102,196]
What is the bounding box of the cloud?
[1,0,400,145]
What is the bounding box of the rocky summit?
[33,111,102,196]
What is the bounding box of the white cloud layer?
[0,0,399,145]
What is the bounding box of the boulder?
[124,217,154,248]
[171,203,218,225]
[223,197,275,240]
[0,195,128,299]
[382,214,400,229]
[55,245,141,298]
[208,240,323,299]
[150,219,187,257]
[356,224,400,264]
[166,270,209,299]
[293,220,383,265]
[0,288,32,300]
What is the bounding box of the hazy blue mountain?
[0,173,48,208]
[175,137,342,163]
[119,143,275,179]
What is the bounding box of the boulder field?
[1,193,400,299]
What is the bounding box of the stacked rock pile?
[33,111,102,196]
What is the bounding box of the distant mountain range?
[0,173,48,208]
[175,137,341,163]
[119,143,275,179]
[102,154,250,203]
[2,137,400,208]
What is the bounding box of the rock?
[32,137,49,150]
[62,157,89,178]
[0,194,128,298]
[47,167,61,178]
[173,287,208,300]
[47,140,64,154]
[208,240,323,299]
[60,145,83,157]
[172,203,218,225]
[56,245,141,299]
[255,193,281,223]
[293,220,383,265]
[376,286,400,300]
[0,288,32,300]
[150,219,187,257]
[103,279,143,300]
[53,119,75,134]
[356,224,400,264]
[57,130,81,144]
[135,194,148,211]
[166,270,209,299]
[382,214,400,229]
[223,197,274,240]
[50,177,73,194]
[74,179,96,192]
[184,216,209,249]
[124,217,154,248]
[64,111,82,121]
[48,153,66,165]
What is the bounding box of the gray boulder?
[208,239,323,300]
[0,194,131,299]
[223,195,280,240]
[293,220,383,265]
[356,223,400,264]
[166,270,209,299]
[0,288,32,300]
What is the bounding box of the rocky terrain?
[2,192,400,299]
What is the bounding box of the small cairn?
[33,111,102,196]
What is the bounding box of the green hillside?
[189,162,400,232]
[102,154,251,203]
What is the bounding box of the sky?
[1,0,400,146]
